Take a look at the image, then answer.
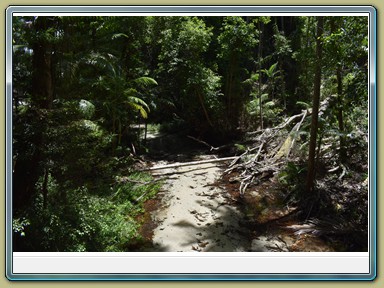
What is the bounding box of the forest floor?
[135,131,336,252]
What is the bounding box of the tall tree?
[329,17,346,163]
[305,16,324,198]
[155,17,221,137]
[322,16,368,164]
[217,17,258,134]
[13,17,57,211]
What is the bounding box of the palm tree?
[85,52,157,146]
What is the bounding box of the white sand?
[150,158,253,252]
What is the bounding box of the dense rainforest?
[12,16,369,252]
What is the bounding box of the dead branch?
[225,146,261,174]
[152,166,219,177]
[246,129,264,136]
[327,166,340,173]
[338,164,347,180]
[274,111,307,131]
[222,109,314,195]
[187,135,234,152]
[187,135,218,151]
[133,187,158,204]
[287,109,307,159]
[144,156,237,171]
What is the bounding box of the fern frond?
[260,93,269,102]
[264,100,275,108]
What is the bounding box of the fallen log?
[273,110,307,160]
[116,177,164,185]
[143,156,238,171]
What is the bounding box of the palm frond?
[127,102,148,119]
[112,33,129,40]
[260,62,280,78]
[127,96,149,110]
[133,77,158,88]
[125,96,150,119]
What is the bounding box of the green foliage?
[78,99,95,119]
[46,110,113,186]
[273,25,292,57]
[90,196,141,252]
[217,17,259,132]
[79,51,157,146]
[278,161,307,201]
[125,95,150,119]
[296,101,311,109]
[260,62,280,78]
[134,76,158,88]
[12,218,30,237]
[234,143,246,153]
[247,95,275,115]
[155,17,223,136]
[217,17,258,58]
[243,61,284,129]
[13,171,160,252]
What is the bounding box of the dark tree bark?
[305,16,324,197]
[336,63,346,163]
[330,18,346,163]
[258,20,264,130]
[42,168,49,209]
[13,17,55,212]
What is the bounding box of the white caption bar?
[13,252,369,274]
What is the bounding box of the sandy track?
[149,156,253,252]
[140,133,333,252]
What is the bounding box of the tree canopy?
[12,15,369,252]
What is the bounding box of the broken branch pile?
[224,96,336,196]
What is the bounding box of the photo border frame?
[5,5,377,281]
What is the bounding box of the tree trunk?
[32,18,54,110]
[42,168,49,209]
[13,17,55,212]
[197,90,213,127]
[144,121,148,144]
[330,18,346,163]
[305,16,324,197]
[336,64,346,162]
[226,55,235,127]
[258,21,264,130]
